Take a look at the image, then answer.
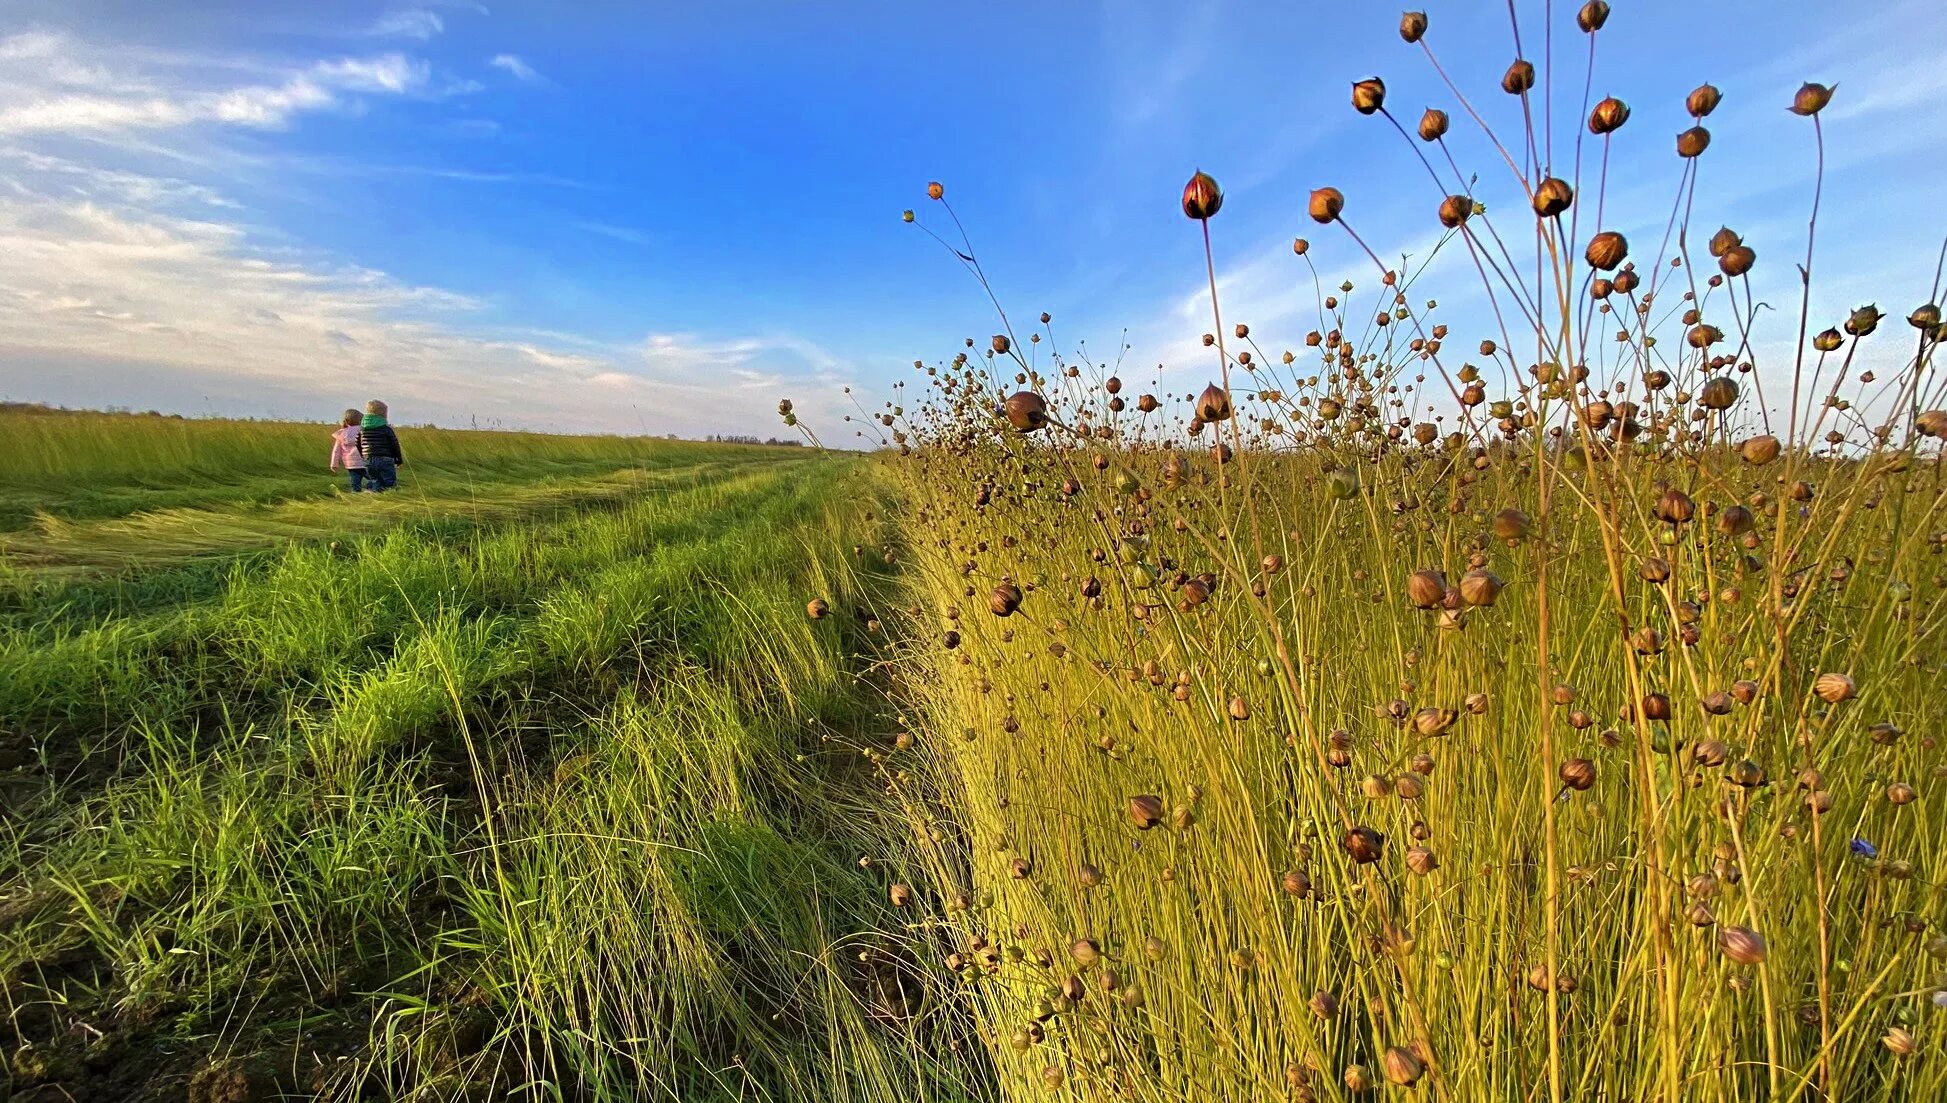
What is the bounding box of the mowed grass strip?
[0,428,983,1102]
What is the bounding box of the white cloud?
[488,53,541,84]
[0,34,430,136]
[0,151,857,438]
[571,219,654,246]
[369,9,445,41]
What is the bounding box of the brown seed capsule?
[1727,758,1766,788]
[1720,925,1766,965]
[1197,383,1234,422]
[1343,825,1386,864]
[1640,692,1672,722]
[1352,77,1386,115]
[1739,435,1780,464]
[1699,376,1740,410]
[1846,304,1882,336]
[1002,391,1047,432]
[1309,187,1345,224]
[1560,758,1596,791]
[1887,781,1917,805]
[1577,0,1610,31]
[1262,554,1284,574]
[1418,107,1449,141]
[1438,194,1472,228]
[1640,557,1672,583]
[1717,505,1755,536]
[1917,410,1947,438]
[1228,696,1251,721]
[1684,741,1729,771]
[1492,508,1531,540]
[1730,679,1760,705]
[1812,328,1844,352]
[1458,569,1503,607]
[1532,176,1573,218]
[1407,569,1448,609]
[1414,708,1456,737]
[1687,83,1722,118]
[806,598,829,620]
[889,883,913,907]
[1502,59,1536,95]
[1883,1026,1918,1057]
[1790,82,1834,117]
[1677,126,1711,158]
[1589,96,1630,134]
[1309,989,1340,1018]
[1813,672,1855,704]
[1382,1046,1425,1086]
[1405,846,1437,876]
[1138,393,1160,413]
[1280,869,1312,897]
[1128,794,1164,830]
[989,583,1022,617]
[1719,244,1755,277]
[1655,488,1696,524]
[1399,11,1428,42]
[1586,231,1628,270]
[1182,170,1223,220]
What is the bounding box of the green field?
[1,413,972,1101]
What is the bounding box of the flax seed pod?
[1459,569,1503,606]
[1309,187,1346,224]
[1502,59,1535,94]
[1586,231,1628,270]
[1003,391,1048,432]
[1407,569,1447,609]
[1813,672,1856,704]
[1533,177,1573,217]
[1589,96,1630,134]
[1343,826,1386,864]
[1181,171,1223,220]
[1720,926,1767,965]
[1352,78,1386,115]
[1383,1046,1425,1086]
[1560,758,1596,791]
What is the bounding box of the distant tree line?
[706,434,804,447]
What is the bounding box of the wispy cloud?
[369,9,445,41]
[0,33,431,136]
[0,151,855,437]
[488,53,541,84]
[571,219,653,246]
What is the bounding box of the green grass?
[0,406,799,532]
[0,413,979,1101]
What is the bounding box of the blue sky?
[1,0,1942,440]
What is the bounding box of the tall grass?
[2,451,978,1101]
[864,5,1947,1101]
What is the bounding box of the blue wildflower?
[1850,837,1878,860]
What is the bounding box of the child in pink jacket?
[329,408,367,492]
